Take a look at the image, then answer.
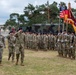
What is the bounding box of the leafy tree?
[10,13,19,25]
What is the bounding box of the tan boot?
[20,63,24,66]
[15,61,18,65]
[0,62,2,66]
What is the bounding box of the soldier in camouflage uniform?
[62,32,68,58]
[0,33,5,66]
[53,34,57,50]
[69,33,75,59]
[24,32,27,49]
[7,31,16,62]
[32,33,37,50]
[57,33,63,56]
[15,28,25,66]
[59,33,63,57]
[43,34,48,50]
[37,33,41,49]
[51,34,55,50]
[73,35,76,59]
[48,33,51,50]
[40,34,44,49]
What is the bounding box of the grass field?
[1,43,76,75]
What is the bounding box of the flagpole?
[66,21,68,33]
[62,19,64,32]
[58,17,60,33]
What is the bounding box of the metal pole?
[62,20,64,32]
[66,22,68,33]
[58,17,61,33]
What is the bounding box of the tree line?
[4,1,76,32]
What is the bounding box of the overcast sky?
[0,0,75,24]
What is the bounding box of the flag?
[60,11,64,18]
[65,19,76,32]
[60,10,69,19]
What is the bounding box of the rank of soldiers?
[0,28,76,66]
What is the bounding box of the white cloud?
[0,0,76,24]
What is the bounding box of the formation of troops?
[0,28,76,66]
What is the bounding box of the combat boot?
[15,61,18,65]
[20,60,24,66]
[20,63,24,66]
[0,61,2,66]
[8,53,11,61]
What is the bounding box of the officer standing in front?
[15,28,25,66]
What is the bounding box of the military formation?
[57,32,76,59]
[0,28,76,66]
[24,32,56,50]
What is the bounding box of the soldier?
[51,34,55,50]
[62,32,67,58]
[73,34,76,59]
[43,34,48,50]
[37,33,41,49]
[69,33,75,59]
[57,33,62,56]
[53,34,57,50]
[48,33,51,50]
[40,34,44,49]
[24,32,27,49]
[7,31,16,62]
[15,28,25,66]
[0,32,5,66]
[32,33,37,50]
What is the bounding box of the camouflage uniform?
[53,35,57,50]
[27,33,31,49]
[62,34,68,58]
[48,34,55,50]
[69,34,75,59]
[57,33,63,56]
[73,35,76,59]
[40,34,44,49]
[0,34,5,65]
[15,30,25,66]
[43,34,48,50]
[33,33,37,50]
[37,33,41,49]
[48,34,51,50]
[24,32,27,49]
[7,32,16,62]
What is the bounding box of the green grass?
[1,45,76,75]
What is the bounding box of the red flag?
[60,10,69,18]
[60,11,64,18]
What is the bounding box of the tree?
[18,14,27,25]
[49,2,59,23]
[10,13,19,25]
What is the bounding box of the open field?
[0,46,76,75]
